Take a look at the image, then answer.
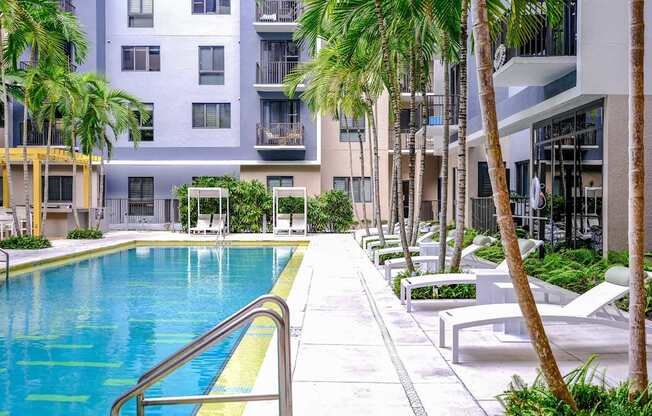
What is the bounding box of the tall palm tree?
[469,0,576,408]
[627,0,647,401]
[357,117,369,234]
[80,74,146,229]
[7,0,88,236]
[0,0,51,234]
[438,37,452,272]
[450,0,469,271]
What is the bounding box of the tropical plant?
[67,228,103,240]
[0,234,51,249]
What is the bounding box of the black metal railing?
[256,122,304,146]
[256,61,299,84]
[59,0,75,12]
[471,195,530,233]
[19,121,66,146]
[492,0,577,72]
[256,0,301,23]
[425,94,460,126]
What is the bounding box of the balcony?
[59,0,75,13]
[255,0,301,32]
[492,0,576,87]
[256,123,305,150]
[255,61,303,92]
[20,121,67,147]
[424,94,460,126]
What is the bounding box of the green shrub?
[67,228,103,240]
[391,270,475,300]
[314,190,354,233]
[0,235,51,249]
[501,357,652,415]
[476,242,506,263]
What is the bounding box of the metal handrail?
[110,294,292,416]
[0,248,8,287]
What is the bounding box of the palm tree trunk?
[41,117,53,234]
[450,0,469,270]
[0,28,21,236]
[388,159,397,233]
[345,116,361,227]
[22,102,31,236]
[372,0,413,272]
[438,49,451,273]
[71,133,81,229]
[471,0,576,409]
[407,47,418,244]
[366,96,385,246]
[366,116,376,229]
[95,145,105,230]
[87,156,92,229]
[628,0,647,401]
[412,72,428,246]
[357,127,369,235]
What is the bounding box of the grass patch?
[391,270,476,300]
[67,228,103,240]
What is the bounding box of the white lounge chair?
[438,266,652,363]
[208,216,227,236]
[291,214,307,236]
[384,235,495,282]
[355,225,391,245]
[190,214,212,234]
[274,213,292,235]
[371,231,439,265]
[399,238,543,312]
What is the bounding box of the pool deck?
[8,231,652,415]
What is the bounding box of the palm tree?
[438,37,452,272]
[7,0,88,236]
[0,0,51,234]
[627,0,647,401]
[469,0,576,408]
[450,0,469,271]
[80,74,146,229]
[357,117,369,234]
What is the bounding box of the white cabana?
[272,187,307,236]
[187,187,230,236]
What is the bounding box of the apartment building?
[444,0,652,252]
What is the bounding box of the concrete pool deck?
[7,231,652,415]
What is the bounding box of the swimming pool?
[0,245,295,416]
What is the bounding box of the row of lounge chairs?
[274,213,307,236]
[357,227,647,364]
[189,214,227,235]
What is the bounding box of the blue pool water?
[0,245,294,416]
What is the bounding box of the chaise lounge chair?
[372,230,444,266]
[290,214,307,236]
[190,214,212,234]
[438,266,652,363]
[399,238,543,312]
[384,235,495,283]
[274,213,292,235]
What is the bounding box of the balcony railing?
[59,0,75,13]
[256,122,304,147]
[106,199,180,229]
[425,94,460,126]
[492,0,577,72]
[256,0,301,23]
[256,61,299,85]
[19,121,66,147]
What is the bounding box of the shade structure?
[272,187,307,236]
[187,187,230,236]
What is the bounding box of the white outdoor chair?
[290,214,306,236]
[0,213,15,240]
[274,213,292,235]
[438,266,652,363]
[399,238,543,312]
[385,235,495,283]
[371,231,438,265]
[190,214,212,234]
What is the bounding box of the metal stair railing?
[0,248,9,287]
[110,294,292,416]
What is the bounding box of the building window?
[130,103,154,141]
[339,115,365,142]
[128,0,153,27]
[333,177,372,203]
[199,46,224,85]
[122,46,160,71]
[478,161,510,198]
[192,103,231,128]
[128,177,154,216]
[42,176,73,202]
[267,176,294,190]
[515,160,530,196]
[192,0,230,14]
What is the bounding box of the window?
[128,177,154,216]
[122,46,160,71]
[130,103,154,141]
[128,0,153,27]
[477,161,510,198]
[199,46,224,85]
[192,103,231,128]
[192,0,230,14]
[41,176,73,202]
[515,160,530,196]
[339,115,365,142]
[266,176,294,190]
[333,177,372,203]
